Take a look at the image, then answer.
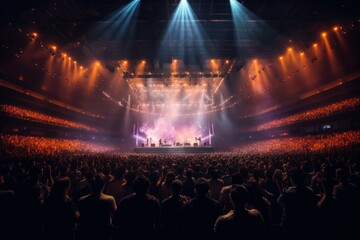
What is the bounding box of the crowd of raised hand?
[0,105,98,132]
[254,97,360,131]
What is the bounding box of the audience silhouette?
[215,185,265,240]
[78,173,116,240]
[1,149,360,240]
[112,175,161,240]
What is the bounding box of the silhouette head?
[195,177,209,197]
[230,185,249,210]
[336,168,349,183]
[231,173,243,185]
[289,169,305,186]
[171,179,183,196]
[91,173,106,194]
[50,176,71,200]
[134,175,150,195]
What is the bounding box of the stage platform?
[133,146,215,154]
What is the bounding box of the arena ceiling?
[1,0,359,61]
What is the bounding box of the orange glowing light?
[62,53,67,57]
[124,61,128,64]
[253,59,257,63]
[173,59,177,63]
[51,45,57,51]
[321,32,327,37]
[142,60,146,64]
[32,32,38,38]
[96,61,100,66]
[333,26,339,31]
[313,43,318,47]
[288,47,293,52]
[80,66,83,69]
[279,56,283,60]
[225,60,229,64]
[68,57,72,60]
[73,61,77,64]
[211,59,215,63]
[300,52,305,56]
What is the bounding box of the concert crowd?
[1,132,360,240]
[0,105,98,132]
[255,97,360,131]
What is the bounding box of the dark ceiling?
[1,0,359,61]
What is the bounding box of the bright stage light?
[30,32,38,40]
[159,0,209,63]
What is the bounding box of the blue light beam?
[229,0,276,56]
[159,0,210,62]
[89,0,141,41]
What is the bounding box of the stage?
[133,146,215,154]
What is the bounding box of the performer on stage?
[159,138,162,147]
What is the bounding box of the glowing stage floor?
[133,146,215,154]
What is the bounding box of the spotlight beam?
[159,0,210,60]
[229,0,276,56]
[89,0,141,41]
